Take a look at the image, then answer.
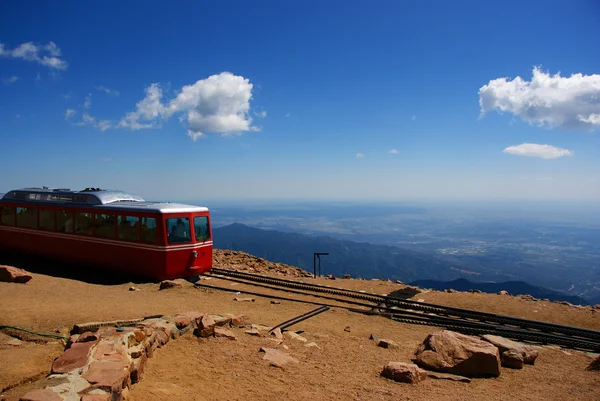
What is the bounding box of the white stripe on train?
[0,226,213,252]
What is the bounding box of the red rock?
[230,315,246,327]
[51,341,95,373]
[497,290,509,295]
[133,330,146,343]
[94,342,129,366]
[377,339,399,349]
[159,280,182,290]
[0,265,32,283]
[259,347,299,368]
[155,330,169,346]
[426,371,471,383]
[80,394,111,401]
[211,315,232,327]
[19,389,62,401]
[414,330,501,378]
[586,355,600,371]
[194,315,215,338]
[501,350,524,369]
[214,327,237,340]
[174,316,192,329]
[78,332,99,343]
[130,351,148,383]
[270,328,283,340]
[245,329,261,336]
[381,362,428,384]
[481,334,539,365]
[82,361,129,392]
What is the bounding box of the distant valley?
[213,222,597,305]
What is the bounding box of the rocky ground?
[0,252,599,400]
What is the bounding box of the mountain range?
[409,278,589,305]
[213,223,592,305]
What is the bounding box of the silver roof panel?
[0,187,208,213]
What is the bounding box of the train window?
[0,206,15,226]
[75,212,94,235]
[16,207,36,229]
[57,211,74,233]
[140,217,157,243]
[194,216,211,242]
[165,217,191,244]
[94,214,115,238]
[39,209,56,231]
[117,216,139,241]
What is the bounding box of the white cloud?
[118,72,257,139]
[2,75,18,85]
[0,41,68,70]
[412,115,416,121]
[73,111,112,131]
[503,143,573,159]
[65,109,76,120]
[254,110,267,118]
[83,94,92,109]
[96,86,120,97]
[389,148,399,154]
[356,153,365,159]
[35,72,41,81]
[479,67,600,131]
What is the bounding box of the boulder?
[481,334,539,365]
[586,355,600,371]
[381,362,428,384]
[0,265,32,283]
[501,350,524,369]
[414,330,501,377]
[194,315,216,338]
[497,290,509,295]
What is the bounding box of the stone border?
[19,312,247,401]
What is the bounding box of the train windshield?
[194,216,210,242]
[166,217,191,244]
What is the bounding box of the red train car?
[0,187,213,280]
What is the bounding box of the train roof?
[0,187,208,213]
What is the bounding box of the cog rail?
[195,279,600,352]
[208,268,600,342]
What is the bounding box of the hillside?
[1,252,599,401]
[213,223,463,283]
[410,278,589,305]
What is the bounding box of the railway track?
[205,268,600,351]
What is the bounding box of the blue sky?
[1,0,599,202]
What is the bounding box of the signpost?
[313,252,329,278]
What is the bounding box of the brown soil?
[1,257,599,400]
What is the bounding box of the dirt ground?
[1,272,599,400]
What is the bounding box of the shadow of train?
[0,250,157,285]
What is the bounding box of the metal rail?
[207,268,600,342]
[194,280,600,351]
